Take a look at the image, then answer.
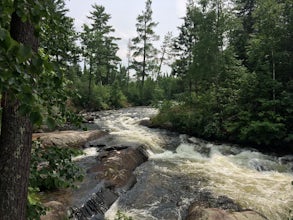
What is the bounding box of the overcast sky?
[65,0,187,67]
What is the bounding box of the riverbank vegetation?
[0,0,292,218]
[70,0,292,152]
[151,0,292,153]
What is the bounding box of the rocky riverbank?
[36,107,292,219]
[34,130,149,220]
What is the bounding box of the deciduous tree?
[0,2,39,219]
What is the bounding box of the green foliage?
[78,4,121,110]
[29,141,84,191]
[123,76,183,107]
[1,1,84,219]
[114,210,133,220]
[72,77,111,111]
[0,0,81,130]
[123,82,140,105]
[110,81,128,108]
[151,0,292,151]
[27,187,47,220]
[27,141,84,219]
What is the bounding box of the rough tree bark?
[0,11,38,220]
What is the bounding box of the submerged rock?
[186,190,268,220]
[186,207,268,220]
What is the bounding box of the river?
[72,107,293,220]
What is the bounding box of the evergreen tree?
[131,0,159,88]
[231,0,256,69]
[80,4,120,109]
[157,32,174,77]
[172,0,196,82]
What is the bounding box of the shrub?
[27,141,84,219]
[29,141,84,191]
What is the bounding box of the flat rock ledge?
[32,130,108,148]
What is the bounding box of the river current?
[77,107,293,220]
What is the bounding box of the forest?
[0,0,292,219]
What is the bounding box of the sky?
[65,0,187,68]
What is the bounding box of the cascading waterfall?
[69,107,293,220]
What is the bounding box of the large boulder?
[32,130,108,148]
[89,146,148,188]
[186,207,268,220]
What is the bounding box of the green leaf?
[31,56,43,71]
[22,92,35,105]
[46,117,56,130]
[0,28,12,50]
[17,45,32,63]
[0,28,7,40]
[30,111,43,125]
[19,104,31,115]
[14,64,22,73]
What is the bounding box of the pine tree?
[131,0,159,88]
[172,0,196,79]
[80,4,120,108]
[157,32,174,77]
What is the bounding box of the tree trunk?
[157,47,166,78]
[272,49,276,102]
[88,57,93,109]
[141,21,147,89]
[0,11,38,220]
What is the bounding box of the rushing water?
[75,107,293,220]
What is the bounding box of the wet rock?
[70,188,118,219]
[186,207,268,220]
[69,146,148,219]
[139,119,155,128]
[89,147,148,188]
[41,201,67,220]
[103,145,129,152]
[82,115,95,123]
[139,119,150,126]
[186,192,268,220]
[32,130,108,148]
[280,155,293,165]
[191,191,241,211]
